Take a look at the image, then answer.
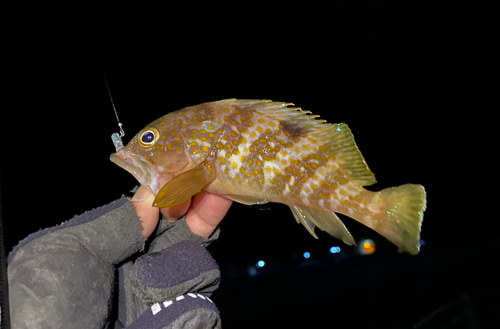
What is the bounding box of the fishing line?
[77,9,125,153]
[102,73,126,152]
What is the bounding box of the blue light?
[303,252,310,259]
[330,246,341,254]
[420,239,426,246]
[257,260,265,268]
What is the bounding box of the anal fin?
[153,164,215,207]
[290,205,356,245]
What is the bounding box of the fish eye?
[138,128,160,148]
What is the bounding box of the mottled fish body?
[111,99,426,254]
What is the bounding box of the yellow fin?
[290,205,356,245]
[239,100,376,186]
[222,195,269,206]
[367,184,426,255]
[324,123,376,186]
[153,165,215,207]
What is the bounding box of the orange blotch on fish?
[259,138,267,144]
[161,135,166,140]
[224,116,230,122]
[224,108,230,113]
[201,137,208,142]
[159,122,165,126]
[175,119,182,125]
[275,130,282,136]
[260,178,265,185]
[209,133,215,138]
[162,128,167,132]
[167,143,173,150]
[240,167,246,174]
[219,157,226,164]
[248,122,255,127]
[202,146,210,152]
[208,125,214,130]
[302,144,311,151]
[192,149,200,154]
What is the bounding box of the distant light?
[420,239,426,246]
[359,239,376,255]
[303,252,311,259]
[330,246,341,254]
[257,260,265,268]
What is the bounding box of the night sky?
[1,4,495,328]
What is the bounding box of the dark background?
[1,4,495,328]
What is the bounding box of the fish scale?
[110,99,427,254]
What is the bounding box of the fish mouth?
[110,150,163,194]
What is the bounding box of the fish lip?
[110,150,162,194]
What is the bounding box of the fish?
[110,99,426,254]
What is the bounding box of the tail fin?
[370,184,426,255]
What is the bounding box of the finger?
[186,191,233,237]
[160,198,192,221]
[131,186,160,239]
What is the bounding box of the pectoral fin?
[290,205,356,245]
[153,164,215,207]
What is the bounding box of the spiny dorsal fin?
[241,100,376,186]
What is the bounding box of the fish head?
[110,115,190,195]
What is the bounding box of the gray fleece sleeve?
[8,197,145,329]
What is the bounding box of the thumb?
[131,186,160,239]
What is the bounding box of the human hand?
[131,186,233,239]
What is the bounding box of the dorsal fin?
[239,100,376,186]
